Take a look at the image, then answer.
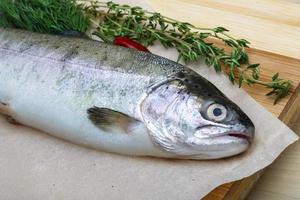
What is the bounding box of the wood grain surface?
[148,0,300,59]
[146,0,300,199]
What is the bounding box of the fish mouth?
[225,124,255,143]
[194,125,254,143]
[226,132,252,143]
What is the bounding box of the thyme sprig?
[84,1,291,103]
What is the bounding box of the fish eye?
[207,103,227,122]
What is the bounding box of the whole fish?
[0,28,254,160]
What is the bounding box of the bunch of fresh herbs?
[0,0,89,34]
[0,0,291,103]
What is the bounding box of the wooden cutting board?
[147,0,300,199]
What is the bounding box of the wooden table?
[147,0,300,199]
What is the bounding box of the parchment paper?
[0,1,298,199]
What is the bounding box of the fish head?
[140,70,255,159]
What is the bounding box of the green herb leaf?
[247,63,260,69]
[272,72,279,81]
[238,75,244,88]
[213,26,229,33]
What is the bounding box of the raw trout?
[0,28,254,160]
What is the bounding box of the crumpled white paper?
[0,1,298,199]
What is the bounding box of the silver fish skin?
[0,28,254,160]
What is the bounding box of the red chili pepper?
[113,36,150,53]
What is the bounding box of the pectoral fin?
[87,107,140,133]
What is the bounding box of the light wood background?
[148,0,300,59]
[147,0,300,199]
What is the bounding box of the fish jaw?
[186,136,250,159]
[187,124,254,159]
[194,123,254,143]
